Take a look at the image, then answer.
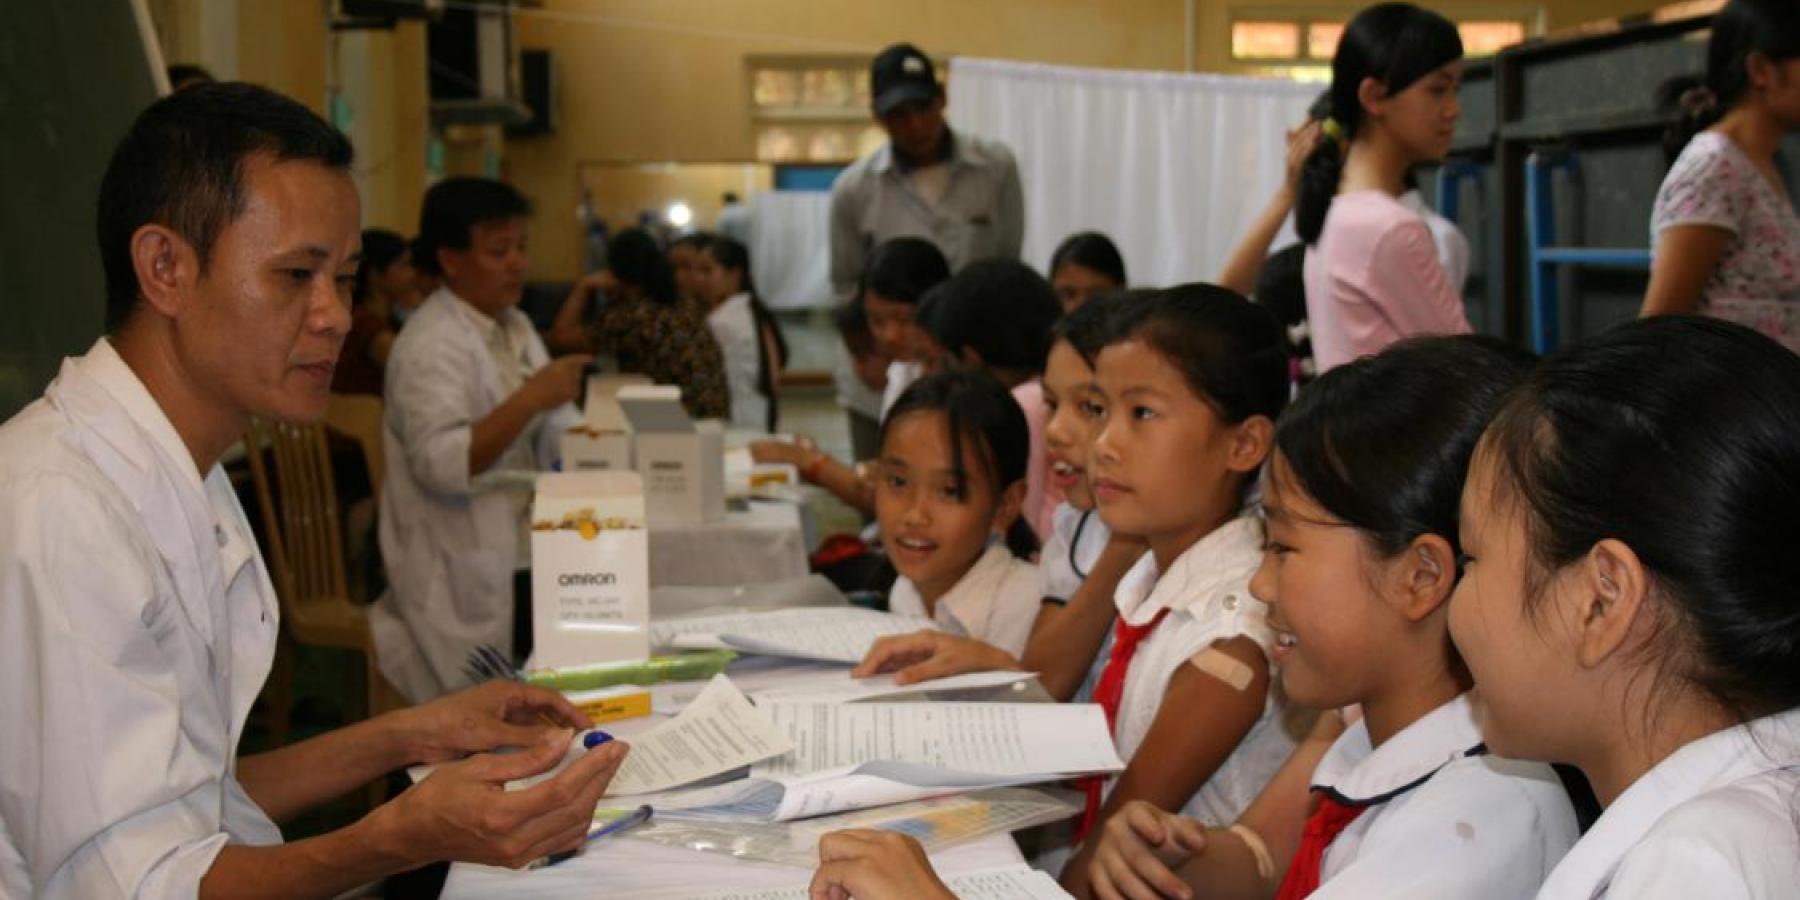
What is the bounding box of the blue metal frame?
[1434,159,1485,222]
[1524,150,1653,353]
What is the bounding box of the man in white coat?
[370,177,591,701]
[0,83,626,899]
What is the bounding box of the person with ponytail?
[548,227,730,420]
[1642,0,1800,352]
[1296,2,1471,372]
[333,228,417,396]
[698,236,790,432]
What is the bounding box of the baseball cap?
[870,43,939,116]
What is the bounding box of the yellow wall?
[508,0,1191,279]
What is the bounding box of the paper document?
[756,702,1120,780]
[685,865,1074,900]
[748,670,1037,704]
[652,606,939,663]
[646,702,1122,822]
[602,675,793,795]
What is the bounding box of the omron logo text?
[558,572,618,587]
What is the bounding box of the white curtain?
[748,191,833,311]
[947,57,1318,289]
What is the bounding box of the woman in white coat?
[371,178,589,702]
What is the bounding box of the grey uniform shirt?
[828,129,1025,300]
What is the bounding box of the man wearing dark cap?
[828,42,1024,301]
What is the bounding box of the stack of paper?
[650,606,939,663]
[632,701,1124,822]
[684,864,1074,900]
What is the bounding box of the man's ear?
[130,224,197,319]
[1226,415,1275,474]
[1573,539,1654,670]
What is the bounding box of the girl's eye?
[286,269,315,284]
[1132,405,1156,421]
[1263,541,1293,558]
[1079,400,1103,418]
[884,473,908,489]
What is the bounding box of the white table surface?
[648,500,810,588]
[440,657,1026,899]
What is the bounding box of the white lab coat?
[0,340,283,898]
[1535,706,1800,899]
[1310,693,1579,899]
[370,290,577,701]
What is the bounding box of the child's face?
[1371,59,1464,165]
[1042,341,1101,510]
[1447,447,1586,763]
[864,290,928,362]
[1251,455,1402,711]
[1089,339,1265,566]
[1051,262,1119,315]
[875,411,1016,604]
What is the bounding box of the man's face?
[179,154,360,424]
[879,95,948,162]
[439,217,530,316]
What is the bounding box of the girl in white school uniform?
[855,295,1146,698]
[1088,336,1580,900]
[1053,286,1300,898]
[875,369,1042,657]
[1450,316,1800,899]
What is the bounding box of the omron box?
[530,471,651,670]
[561,374,652,472]
[618,385,725,525]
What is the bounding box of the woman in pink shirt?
[1297,3,1473,372]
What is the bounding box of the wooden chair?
[244,417,407,805]
[324,394,385,495]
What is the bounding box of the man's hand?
[519,354,594,412]
[808,830,956,900]
[1089,801,1208,900]
[853,631,1021,685]
[369,729,629,870]
[395,679,594,766]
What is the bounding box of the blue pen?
[532,804,653,869]
[582,730,614,749]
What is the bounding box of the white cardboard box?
[560,374,654,472]
[530,471,651,670]
[618,385,725,525]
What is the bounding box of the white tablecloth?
[650,500,809,588]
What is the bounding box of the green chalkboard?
[0,1,161,419]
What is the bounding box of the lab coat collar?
[437,285,535,345]
[58,338,208,500]
[1311,692,1485,805]
[1113,516,1263,628]
[1538,706,1800,898]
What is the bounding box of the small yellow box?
[564,685,653,724]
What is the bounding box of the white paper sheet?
[684,864,1074,900]
[652,606,939,663]
[647,703,1123,822]
[605,675,794,795]
[747,670,1038,705]
[755,703,1122,780]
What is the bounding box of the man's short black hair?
[166,64,215,90]
[414,177,533,276]
[96,81,354,331]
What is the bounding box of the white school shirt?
[1106,517,1296,824]
[1535,706,1800,900]
[369,288,578,702]
[706,291,768,432]
[879,359,923,420]
[886,543,1042,657]
[1309,693,1579,898]
[0,340,283,898]
[1039,503,1110,604]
